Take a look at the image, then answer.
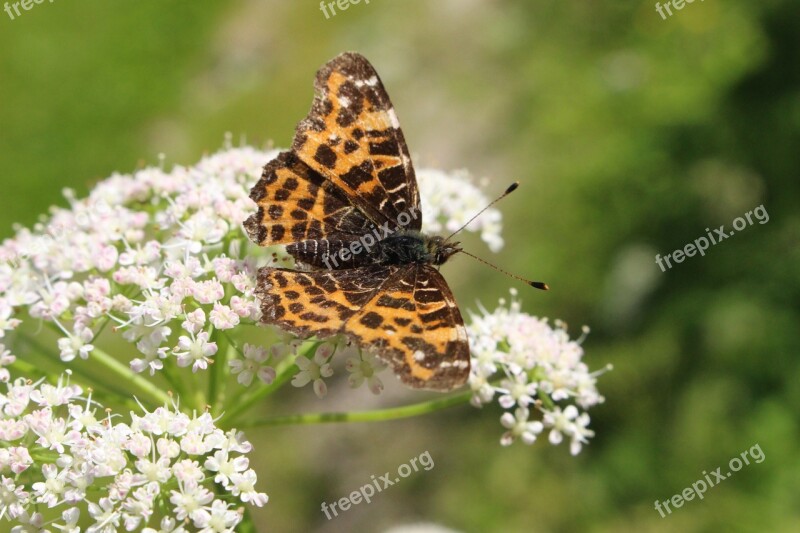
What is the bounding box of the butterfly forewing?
[292,52,421,229]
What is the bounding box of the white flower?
[542,405,580,446]
[209,302,240,330]
[500,407,543,446]
[292,346,334,398]
[174,331,218,372]
[57,326,94,362]
[345,352,386,394]
[229,343,275,387]
[192,500,241,532]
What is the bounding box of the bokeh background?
[2,1,799,531]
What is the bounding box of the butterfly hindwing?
[255,264,469,391]
[292,52,421,229]
[347,264,469,390]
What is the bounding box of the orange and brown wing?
[292,52,421,228]
[255,265,401,339]
[244,151,372,248]
[255,264,469,391]
[346,264,469,391]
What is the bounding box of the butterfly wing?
[292,52,421,229]
[245,151,379,269]
[346,264,469,390]
[256,264,469,391]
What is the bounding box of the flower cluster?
[0,146,282,383]
[467,289,608,454]
[0,372,266,531]
[416,168,504,252]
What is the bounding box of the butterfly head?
[426,235,462,265]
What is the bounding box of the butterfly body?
[245,52,471,391]
[369,232,462,266]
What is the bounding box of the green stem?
[208,327,223,410]
[239,389,473,428]
[89,345,172,407]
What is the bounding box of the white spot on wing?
[413,350,425,361]
[388,108,400,129]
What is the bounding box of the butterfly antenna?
[444,181,520,242]
[460,250,549,291]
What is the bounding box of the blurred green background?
[2,0,798,531]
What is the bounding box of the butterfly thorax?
[372,232,461,266]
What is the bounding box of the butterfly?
[244,52,471,391]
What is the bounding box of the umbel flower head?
[0,141,608,530]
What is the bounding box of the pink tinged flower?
[94,243,119,272]
[132,331,171,375]
[3,446,33,474]
[0,344,16,383]
[229,469,268,506]
[125,431,152,459]
[204,450,249,486]
[0,419,28,441]
[57,326,94,362]
[180,431,210,456]
[172,459,205,484]
[169,480,214,521]
[157,437,182,459]
[229,295,258,319]
[0,302,21,338]
[2,378,34,417]
[164,257,203,279]
[229,343,274,387]
[212,257,238,283]
[121,491,156,531]
[500,407,543,446]
[292,348,334,398]
[182,308,206,335]
[87,496,121,531]
[230,273,254,295]
[143,516,183,533]
[174,331,217,372]
[191,499,242,532]
[209,302,239,330]
[345,352,385,395]
[118,240,161,266]
[0,476,30,519]
[191,279,225,305]
[60,507,81,533]
[32,463,67,508]
[135,457,172,484]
